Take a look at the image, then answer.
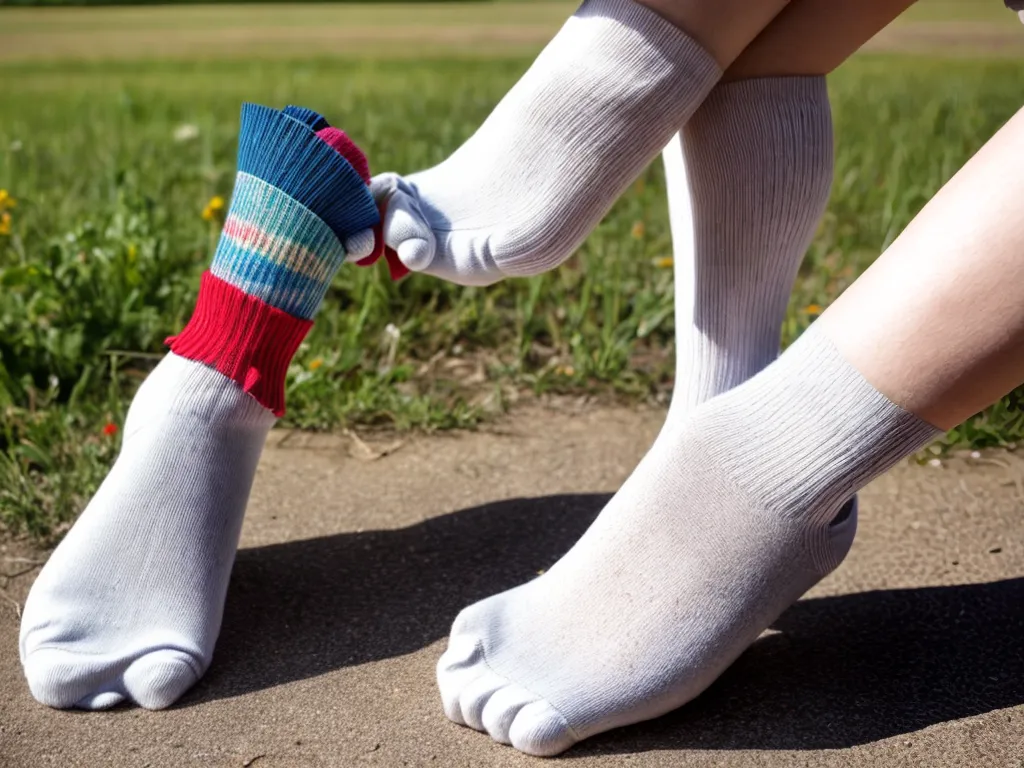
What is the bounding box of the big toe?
[509,699,579,757]
[23,647,116,709]
[23,646,201,711]
[123,650,202,710]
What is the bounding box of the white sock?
[20,355,274,710]
[372,0,721,286]
[664,76,834,418]
[436,326,939,756]
[19,103,379,710]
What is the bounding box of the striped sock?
[20,104,375,711]
[168,103,377,414]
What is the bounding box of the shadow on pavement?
[188,494,607,703]
[572,579,1024,754]
[189,494,1024,752]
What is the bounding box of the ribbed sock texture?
[20,355,276,711]
[21,104,374,711]
[169,103,377,413]
[283,104,330,132]
[207,173,347,321]
[371,0,721,285]
[663,76,834,418]
[437,325,939,756]
[165,273,312,417]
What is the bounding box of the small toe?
[482,684,539,744]
[437,633,488,726]
[123,650,201,710]
[76,689,126,710]
[458,672,507,732]
[509,699,579,757]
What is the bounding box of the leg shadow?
[185,493,608,704]
[571,577,1024,755]
[187,492,1024,754]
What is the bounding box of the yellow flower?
[654,256,673,269]
[805,303,823,315]
[631,220,645,240]
[555,365,575,377]
[308,357,324,372]
[202,195,226,222]
[0,211,11,236]
[0,189,16,210]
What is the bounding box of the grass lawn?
[2,0,1023,537]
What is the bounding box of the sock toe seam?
[474,638,583,743]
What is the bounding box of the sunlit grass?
[2,17,1023,536]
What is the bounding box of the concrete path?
[2,407,1023,767]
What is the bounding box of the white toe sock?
[20,355,274,710]
[437,326,939,756]
[19,103,379,710]
[663,76,834,418]
[372,0,721,286]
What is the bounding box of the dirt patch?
[0,24,559,63]
[867,21,1024,57]
[2,406,1023,767]
[4,11,1023,63]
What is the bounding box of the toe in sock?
[437,327,938,754]
[20,104,377,710]
[378,0,721,285]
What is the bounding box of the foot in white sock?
[437,328,938,755]
[371,0,720,286]
[19,104,378,709]
[20,355,273,709]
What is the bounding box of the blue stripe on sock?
[226,172,346,259]
[211,239,331,321]
[210,173,346,319]
[236,103,379,242]
[283,105,330,132]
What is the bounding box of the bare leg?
[636,0,793,66]
[725,0,917,79]
[822,106,1024,428]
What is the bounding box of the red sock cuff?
[166,272,312,417]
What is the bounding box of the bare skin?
[692,0,1024,427]
[634,0,793,67]
[820,106,1024,429]
[635,0,917,75]
[724,0,918,79]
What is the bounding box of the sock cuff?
[166,271,312,417]
[709,75,828,106]
[282,104,330,132]
[576,0,722,85]
[686,74,832,150]
[703,325,941,525]
[316,127,372,184]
